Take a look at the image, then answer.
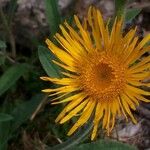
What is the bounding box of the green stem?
[114,0,127,19]
[30,94,49,121]
[0,51,16,64]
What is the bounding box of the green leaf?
[0,54,6,65]
[0,64,28,96]
[38,45,61,78]
[72,139,137,150]
[0,40,6,65]
[0,94,44,149]
[0,113,13,122]
[115,0,126,18]
[125,8,141,23]
[0,40,6,49]
[45,0,61,36]
[109,0,127,30]
[11,94,44,129]
[46,118,93,150]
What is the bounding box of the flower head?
[41,7,150,140]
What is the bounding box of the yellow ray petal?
[41,87,64,93]
[42,85,78,96]
[93,103,104,123]
[123,27,137,45]
[55,31,83,60]
[55,93,86,122]
[67,100,96,135]
[52,60,75,72]
[136,34,150,50]
[126,45,150,65]
[55,33,78,58]
[129,56,150,70]
[108,17,117,51]
[110,18,123,54]
[122,94,136,110]
[126,84,150,96]
[120,95,137,124]
[135,94,150,103]
[124,90,139,106]
[64,21,89,54]
[111,99,121,115]
[122,37,139,63]
[91,102,104,140]
[106,104,111,134]
[127,80,150,87]
[59,99,89,124]
[93,7,103,50]
[74,15,93,51]
[64,21,83,42]
[61,72,77,79]
[117,28,137,58]
[40,76,76,86]
[127,63,150,74]
[102,104,109,129]
[91,124,99,141]
[110,115,115,132]
[97,9,109,49]
[52,93,85,104]
[88,7,102,50]
[118,97,128,121]
[45,39,75,67]
[126,72,149,81]
[50,92,69,102]
[65,96,87,112]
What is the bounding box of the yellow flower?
[41,7,150,140]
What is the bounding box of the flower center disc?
[77,52,126,101]
[95,63,114,89]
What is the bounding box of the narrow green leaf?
[125,8,141,23]
[72,139,137,150]
[0,64,28,96]
[11,94,44,129]
[38,45,61,78]
[0,94,44,149]
[115,0,126,18]
[108,0,127,30]
[45,0,61,36]
[0,113,13,122]
[0,40,6,65]
[0,40,6,49]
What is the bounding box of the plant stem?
[0,51,16,64]
[30,94,49,121]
